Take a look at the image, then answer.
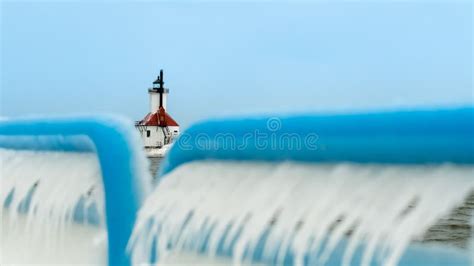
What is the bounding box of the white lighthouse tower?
[136,70,180,157]
[149,70,168,111]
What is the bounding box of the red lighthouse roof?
[138,107,179,127]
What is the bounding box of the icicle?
[129,161,474,266]
[1,148,107,264]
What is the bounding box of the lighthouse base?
[144,144,171,158]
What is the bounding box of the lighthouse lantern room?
[135,70,180,157]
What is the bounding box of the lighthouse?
[135,70,180,157]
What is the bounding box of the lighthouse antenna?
[160,69,164,89]
[159,69,164,108]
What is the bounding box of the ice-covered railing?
[130,107,474,266]
[1,108,473,266]
[0,117,151,265]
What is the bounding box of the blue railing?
[0,116,151,266]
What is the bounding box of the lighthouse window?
[146,130,151,137]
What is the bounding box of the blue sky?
[1,2,472,128]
